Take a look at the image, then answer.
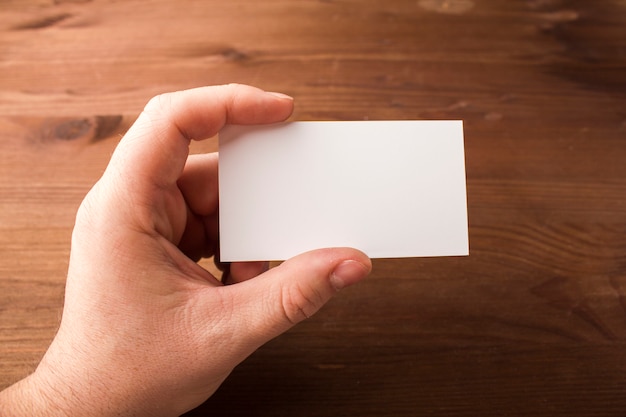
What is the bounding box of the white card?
[218,121,468,261]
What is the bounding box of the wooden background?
[1,0,625,415]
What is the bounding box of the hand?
[0,84,371,416]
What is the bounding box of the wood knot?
[418,0,475,15]
[484,112,503,121]
[12,13,74,30]
[221,47,250,62]
[38,115,124,143]
[54,119,92,141]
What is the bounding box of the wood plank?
[1,0,625,415]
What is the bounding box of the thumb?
[229,248,371,349]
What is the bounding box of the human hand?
[0,84,371,416]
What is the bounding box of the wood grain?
[1,0,626,415]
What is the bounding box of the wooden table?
[1,1,625,415]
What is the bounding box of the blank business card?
[218,121,468,261]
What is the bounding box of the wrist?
[0,345,115,417]
[0,371,72,417]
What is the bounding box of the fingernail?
[267,91,293,100]
[330,260,371,291]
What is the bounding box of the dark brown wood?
[1,0,625,415]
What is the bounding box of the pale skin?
[0,84,371,416]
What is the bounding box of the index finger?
[106,84,294,190]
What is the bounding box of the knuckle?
[279,284,324,325]
[141,92,188,140]
[144,92,173,117]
